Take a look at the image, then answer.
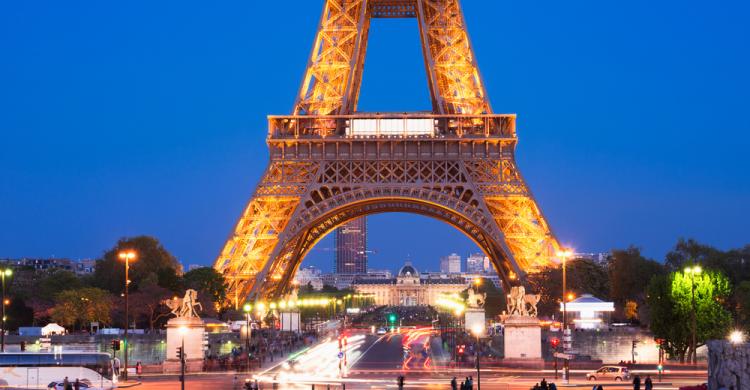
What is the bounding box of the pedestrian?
[451,377,458,390]
[136,361,142,379]
[550,383,557,390]
[74,379,80,390]
[645,375,653,390]
[597,385,604,390]
[541,378,548,390]
[63,377,70,390]
[633,375,641,390]
[397,375,405,390]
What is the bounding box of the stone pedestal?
[163,317,205,373]
[464,308,486,333]
[280,311,300,332]
[502,315,542,362]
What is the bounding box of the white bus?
[0,352,116,389]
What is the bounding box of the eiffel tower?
[215,0,562,307]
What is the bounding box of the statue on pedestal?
[506,286,541,318]
[466,286,487,308]
[163,289,203,318]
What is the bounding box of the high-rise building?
[440,253,461,273]
[334,217,367,274]
[466,253,489,274]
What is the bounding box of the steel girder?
[214,0,561,305]
[293,0,490,115]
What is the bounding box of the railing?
[267,113,516,140]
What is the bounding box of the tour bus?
[0,352,116,389]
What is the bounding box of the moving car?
[376,327,387,335]
[586,366,630,381]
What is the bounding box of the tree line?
[529,238,750,363]
[4,236,227,332]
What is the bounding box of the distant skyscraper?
[335,217,367,274]
[440,253,462,273]
[466,253,489,273]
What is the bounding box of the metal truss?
[215,0,561,305]
[294,0,490,115]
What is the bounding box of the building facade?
[295,266,324,290]
[439,253,461,273]
[560,294,615,330]
[352,263,467,306]
[334,217,367,274]
[465,253,489,274]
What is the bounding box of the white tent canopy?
[41,323,66,336]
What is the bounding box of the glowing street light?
[729,330,745,345]
[684,264,702,364]
[1,268,12,352]
[556,248,573,383]
[471,324,485,390]
[243,303,252,354]
[118,250,137,381]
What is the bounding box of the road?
[138,329,707,389]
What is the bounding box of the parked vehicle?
[586,366,630,381]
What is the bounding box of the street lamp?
[684,265,701,364]
[118,250,137,381]
[1,268,12,352]
[243,303,252,371]
[729,330,745,345]
[471,324,484,390]
[556,249,573,383]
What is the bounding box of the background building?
[465,253,488,274]
[295,266,324,290]
[439,253,461,273]
[560,294,615,329]
[334,217,367,274]
[352,262,467,306]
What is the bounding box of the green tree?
[647,274,690,362]
[734,281,750,332]
[647,269,732,362]
[608,246,665,307]
[129,273,174,330]
[93,236,182,294]
[38,270,83,300]
[5,297,34,331]
[528,257,609,318]
[182,267,227,305]
[51,288,113,329]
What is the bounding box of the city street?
[138,329,708,390]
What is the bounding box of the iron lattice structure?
[215,0,561,306]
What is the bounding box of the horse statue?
[163,289,203,318]
[466,287,487,308]
[523,293,541,317]
[507,286,528,316]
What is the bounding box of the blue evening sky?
[1,1,748,273]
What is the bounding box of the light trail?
[254,333,371,388]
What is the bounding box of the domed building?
[352,262,467,306]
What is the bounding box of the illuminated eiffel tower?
[215,0,562,306]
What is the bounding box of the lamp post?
[556,249,573,383]
[1,268,12,352]
[243,303,252,366]
[684,265,701,364]
[118,250,137,381]
[471,324,484,390]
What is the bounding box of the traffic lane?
[137,372,706,390]
[351,333,405,371]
